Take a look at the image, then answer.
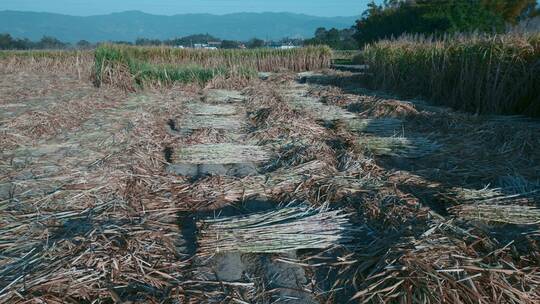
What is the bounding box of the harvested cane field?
[363,32,540,116]
[1,46,540,304]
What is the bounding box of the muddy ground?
[1,62,539,303]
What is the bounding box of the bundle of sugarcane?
[355,136,440,158]
[175,143,272,164]
[448,186,540,224]
[288,95,356,121]
[450,204,540,225]
[345,118,403,136]
[449,187,539,205]
[185,103,239,116]
[203,89,245,103]
[264,139,336,170]
[173,115,245,131]
[196,205,352,256]
[452,187,509,202]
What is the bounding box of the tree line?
[0,34,81,50]
[0,32,304,50]
[1,1,538,50]
[111,35,304,49]
[133,34,280,49]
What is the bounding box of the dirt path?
[164,88,319,303]
[166,89,271,178]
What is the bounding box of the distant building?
[208,41,222,48]
[268,42,299,49]
[193,42,221,49]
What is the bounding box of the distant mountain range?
[0,10,359,43]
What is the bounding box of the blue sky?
[0,0,377,17]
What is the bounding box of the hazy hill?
[0,10,358,42]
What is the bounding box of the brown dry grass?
[0,51,93,77]
[7,92,120,139]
